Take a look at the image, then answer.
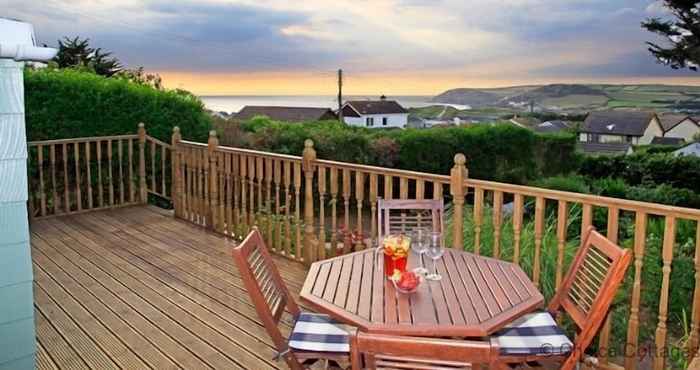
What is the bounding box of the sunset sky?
[5,0,700,95]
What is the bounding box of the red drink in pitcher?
[382,235,410,277]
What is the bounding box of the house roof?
[657,114,693,132]
[582,111,656,136]
[650,136,685,146]
[580,142,631,155]
[235,106,337,122]
[674,142,700,157]
[534,120,570,133]
[344,100,408,115]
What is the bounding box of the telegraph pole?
[338,69,343,123]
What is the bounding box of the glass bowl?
[391,271,423,294]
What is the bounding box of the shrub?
[25,68,211,142]
[531,175,590,194]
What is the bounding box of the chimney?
[380,94,387,101]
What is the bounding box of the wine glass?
[410,228,429,274]
[426,231,444,281]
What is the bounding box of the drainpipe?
[0,18,56,370]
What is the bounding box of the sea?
[199,95,469,114]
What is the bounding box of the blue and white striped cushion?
[493,312,573,356]
[288,312,350,353]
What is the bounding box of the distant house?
[674,142,700,157]
[509,115,541,128]
[580,142,633,156]
[580,111,663,148]
[650,136,685,146]
[234,106,337,122]
[534,120,571,133]
[342,98,408,128]
[658,113,700,142]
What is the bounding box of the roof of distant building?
[582,111,656,136]
[650,136,685,146]
[534,120,571,133]
[657,113,695,132]
[234,106,337,122]
[343,100,408,116]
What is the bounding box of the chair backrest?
[350,329,498,370]
[548,226,632,366]
[232,228,302,365]
[377,198,444,241]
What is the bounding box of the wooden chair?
[349,328,499,370]
[232,228,350,370]
[491,226,633,370]
[377,198,444,241]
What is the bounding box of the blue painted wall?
[0,59,35,369]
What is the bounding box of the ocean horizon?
[199,95,468,114]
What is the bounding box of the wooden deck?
[30,206,310,370]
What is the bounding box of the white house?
[341,99,408,129]
[658,114,700,142]
[674,142,700,157]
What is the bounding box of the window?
[382,117,388,126]
[366,117,374,127]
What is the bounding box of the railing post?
[302,139,317,265]
[138,123,147,204]
[450,154,467,249]
[171,127,182,218]
[208,131,220,231]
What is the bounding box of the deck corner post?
[208,130,220,231]
[450,153,468,249]
[302,139,317,265]
[171,127,182,218]
[138,123,148,204]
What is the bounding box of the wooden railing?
[27,123,171,218]
[25,126,700,369]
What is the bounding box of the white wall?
[665,119,699,141]
[344,113,408,128]
[640,117,664,145]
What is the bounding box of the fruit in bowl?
[392,270,422,294]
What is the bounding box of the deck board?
[32,206,310,370]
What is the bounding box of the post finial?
[304,139,314,148]
[454,153,466,166]
[173,126,180,134]
[209,130,217,138]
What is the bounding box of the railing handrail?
[28,134,139,146]
[466,178,700,220]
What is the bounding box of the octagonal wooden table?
[300,247,544,338]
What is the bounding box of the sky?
[4,0,700,95]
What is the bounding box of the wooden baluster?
[265,157,273,245]
[161,144,166,197]
[473,188,484,254]
[85,142,93,210]
[208,131,220,232]
[581,203,593,236]
[330,167,339,255]
[317,166,327,260]
[384,175,393,200]
[653,216,676,370]
[294,162,302,261]
[355,171,365,249]
[50,145,58,214]
[416,179,425,201]
[218,151,226,233]
[231,154,240,235]
[533,196,545,289]
[257,157,264,217]
[512,194,524,264]
[150,139,156,192]
[171,127,182,218]
[492,190,503,259]
[433,180,443,200]
[73,142,82,211]
[283,161,292,256]
[38,145,46,216]
[598,207,619,366]
[128,138,134,203]
[302,140,317,264]
[97,141,104,207]
[273,159,281,250]
[195,149,202,224]
[118,139,125,204]
[107,140,114,206]
[625,212,647,370]
[248,156,256,227]
[239,155,248,230]
[342,168,351,254]
[203,146,210,227]
[184,147,192,221]
[450,155,467,250]
[138,123,147,203]
[370,173,378,244]
[690,223,700,356]
[399,177,408,234]
[555,200,568,290]
[62,143,70,213]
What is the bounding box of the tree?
[53,36,122,76]
[642,1,700,71]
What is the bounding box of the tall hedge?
[220,118,580,184]
[24,68,211,142]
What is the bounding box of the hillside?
[432,83,700,113]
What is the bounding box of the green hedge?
[220,118,580,184]
[25,68,211,142]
